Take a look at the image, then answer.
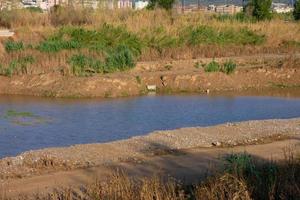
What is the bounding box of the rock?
[212,142,221,147]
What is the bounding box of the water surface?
[0,90,300,158]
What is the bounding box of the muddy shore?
[0,54,299,98]
[1,118,299,180]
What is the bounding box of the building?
[135,0,148,10]
[272,3,293,13]
[215,4,243,15]
[117,0,133,9]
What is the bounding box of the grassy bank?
[2,151,299,200]
[0,8,300,77]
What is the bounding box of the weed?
[164,64,173,70]
[222,60,237,74]
[1,56,35,77]
[204,60,220,72]
[136,76,142,84]
[68,54,104,76]
[4,40,24,53]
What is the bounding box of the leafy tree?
[147,0,175,10]
[294,0,300,20]
[244,0,272,21]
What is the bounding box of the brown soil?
[0,54,299,98]
[1,118,300,197]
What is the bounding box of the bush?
[294,0,300,20]
[204,60,220,72]
[183,26,265,46]
[147,0,175,10]
[105,45,136,72]
[4,40,24,53]
[222,60,237,74]
[245,0,272,21]
[69,54,104,76]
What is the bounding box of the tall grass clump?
[4,40,24,53]
[183,25,265,46]
[222,60,236,74]
[0,56,35,77]
[49,5,92,26]
[204,60,220,72]
[68,54,104,76]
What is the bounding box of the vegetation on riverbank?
[0,7,300,77]
[3,151,299,200]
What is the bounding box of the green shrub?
[4,40,24,53]
[25,7,43,13]
[245,0,272,21]
[183,26,265,46]
[222,60,237,74]
[37,40,81,52]
[105,45,135,72]
[294,0,300,20]
[143,27,178,54]
[204,60,220,72]
[147,0,175,10]
[69,54,104,76]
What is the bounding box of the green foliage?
[143,27,179,54]
[69,46,135,77]
[4,40,24,53]
[204,60,220,72]
[25,7,43,13]
[222,60,237,74]
[183,26,265,46]
[37,40,81,52]
[69,54,104,76]
[294,0,300,20]
[105,45,135,71]
[147,0,175,10]
[245,0,272,21]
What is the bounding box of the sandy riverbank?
[0,54,299,98]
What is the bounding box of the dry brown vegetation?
[0,7,300,77]
[1,151,299,200]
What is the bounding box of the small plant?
[194,62,202,69]
[4,40,24,53]
[222,60,237,74]
[69,54,104,76]
[136,76,142,84]
[164,64,173,71]
[204,60,220,72]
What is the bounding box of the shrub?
[245,0,272,21]
[147,0,175,10]
[68,54,104,76]
[4,40,24,53]
[222,60,237,74]
[37,40,81,52]
[204,60,220,72]
[294,0,300,20]
[105,45,136,72]
[183,26,265,46]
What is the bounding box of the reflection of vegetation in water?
[3,109,52,126]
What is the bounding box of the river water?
[0,90,300,158]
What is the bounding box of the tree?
[294,0,300,20]
[244,0,272,21]
[147,0,175,10]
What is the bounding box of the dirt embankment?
[0,118,299,181]
[0,54,299,98]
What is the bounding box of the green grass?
[222,60,237,74]
[4,40,24,53]
[183,25,265,46]
[204,60,220,72]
